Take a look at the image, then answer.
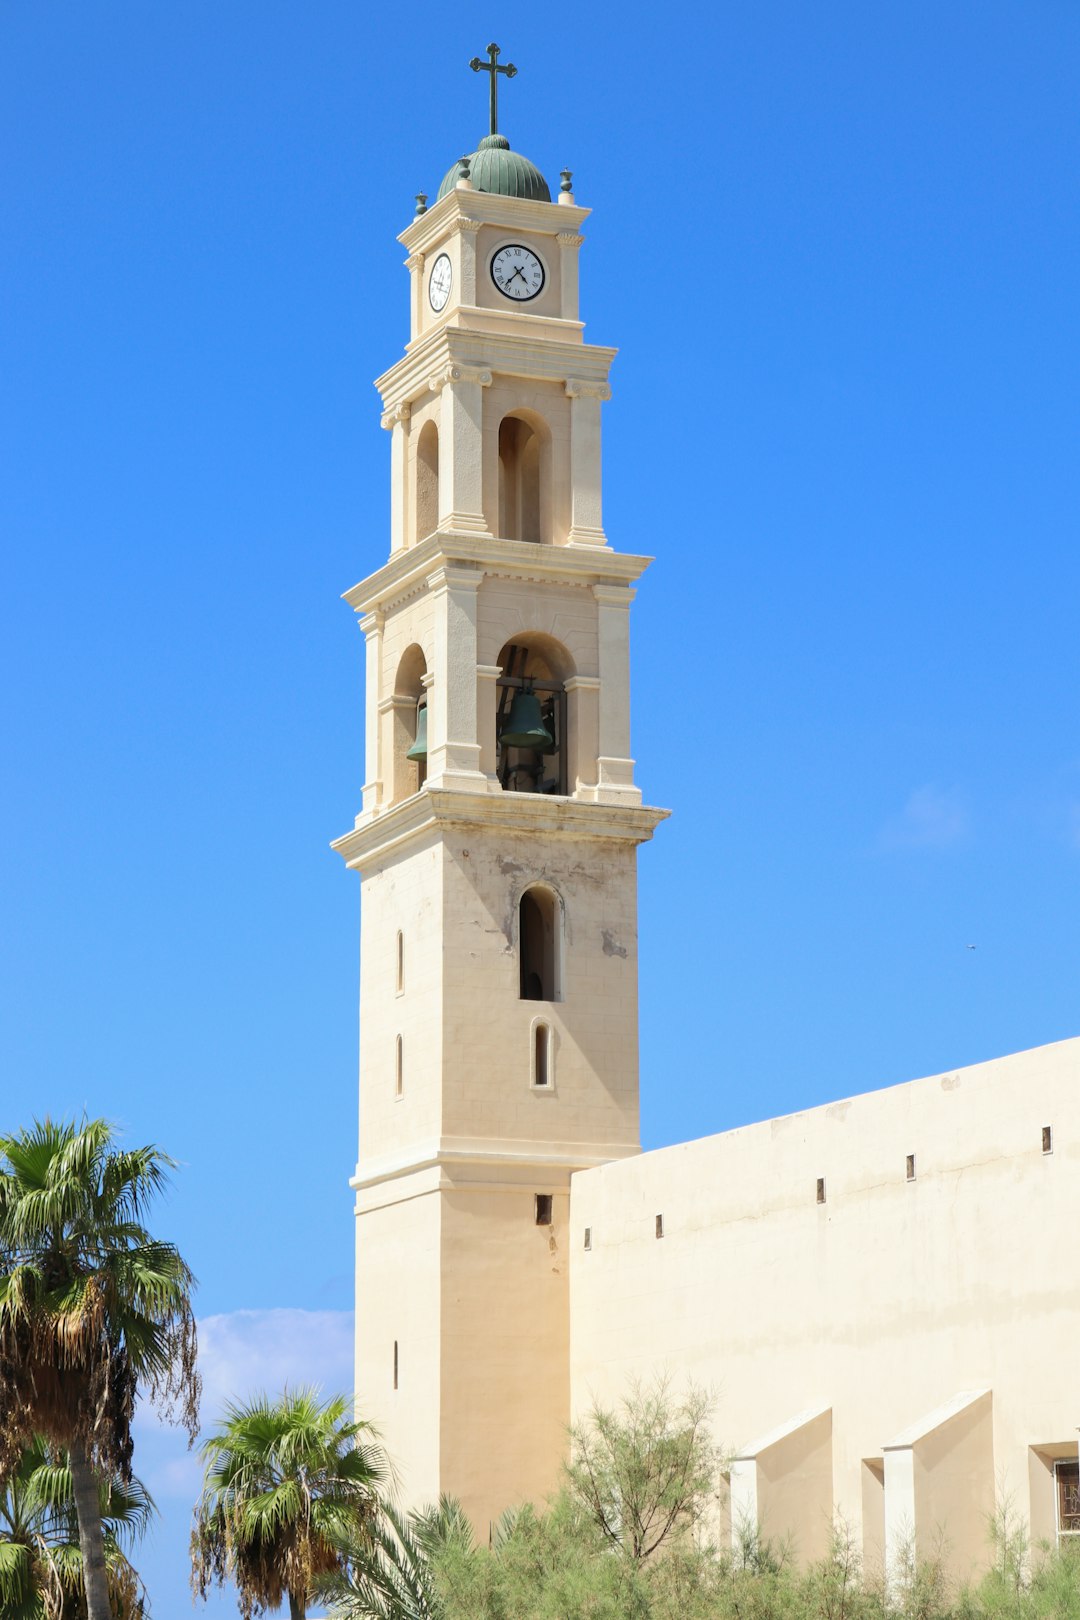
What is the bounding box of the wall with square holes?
[568,1035,1080,1584]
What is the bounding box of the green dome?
[437,134,550,203]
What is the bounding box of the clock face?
[428,253,452,313]
[490,243,546,302]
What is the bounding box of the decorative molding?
[556,231,585,248]
[565,378,612,401]
[359,609,385,639]
[428,563,483,597]
[428,363,494,393]
[450,217,484,236]
[380,401,411,431]
[592,584,636,608]
[404,251,424,271]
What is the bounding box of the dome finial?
[468,42,518,137]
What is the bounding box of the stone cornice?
[374,325,615,414]
[398,189,590,256]
[331,787,669,874]
[341,532,651,619]
[352,1138,640,1202]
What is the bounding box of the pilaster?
[430,363,493,536]
[556,231,583,323]
[592,584,640,803]
[381,401,411,555]
[361,610,384,814]
[565,379,611,547]
[425,564,488,791]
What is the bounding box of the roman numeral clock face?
[490,243,545,301]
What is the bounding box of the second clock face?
[428,253,452,312]
[491,244,545,302]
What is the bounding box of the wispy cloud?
[879,785,969,851]
[134,1308,354,1499]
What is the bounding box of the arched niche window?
[496,634,572,796]
[531,1020,553,1089]
[498,413,549,544]
[392,644,427,804]
[415,420,439,544]
[519,885,559,1002]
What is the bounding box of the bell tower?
[333,51,667,1528]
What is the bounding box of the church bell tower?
[333,48,667,1527]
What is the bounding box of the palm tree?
[0,1435,153,1620]
[0,1116,199,1620]
[191,1387,388,1620]
[320,1496,454,1620]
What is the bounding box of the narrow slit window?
[396,930,404,994]
[655,1213,664,1239]
[906,1153,916,1182]
[535,1193,553,1226]
[583,1227,592,1251]
[395,1035,403,1098]
[1043,1125,1053,1154]
[533,1022,551,1089]
[392,1339,399,1391]
[816,1177,826,1205]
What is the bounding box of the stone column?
[426,564,487,790]
[565,379,610,547]
[563,673,600,794]
[476,664,503,784]
[453,216,482,306]
[360,610,384,815]
[431,363,492,536]
[381,401,411,554]
[405,251,424,342]
[593,584,640,802]
[556,230,583,322]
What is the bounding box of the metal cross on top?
[469,42,517,137]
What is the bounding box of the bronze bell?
[406,702,428,761]
[501,688,553,751]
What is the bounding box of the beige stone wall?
[569,1037,1080,1580]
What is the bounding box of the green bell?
[501,689,553,751]
[406,703,428,761]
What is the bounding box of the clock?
[428,253,452,313]
[490,243,545,302]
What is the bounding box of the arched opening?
[533,1021,552,1089]
[519,885,558,1001]
[499,414,546,543]
[415,420,439,543]
[392,645,427,803]
[496,635,572,794]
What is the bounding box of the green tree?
[565,1377,720,1564]
[0,1117,199,1620]
[321,1496,453,1620]
[191,1388,388,1620]
[0,1434,154,1620]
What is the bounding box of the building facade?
[335,92,1080,1586]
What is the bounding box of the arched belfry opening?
[496,635,570,794]
[498,413,548,544]
[392,643,427,803]
[415,420,439,544]
[519,886,559,1001]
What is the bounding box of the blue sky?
[2,0,1078,1610]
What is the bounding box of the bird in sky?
[966,944,977,951]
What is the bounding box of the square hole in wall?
[906,1153,916,1181]
[1043,1125,1053,1154]
[816,1177,826,1204]
[583,1227,592,1251]
[655,1213,664,1239]
[535,1194,553,1226]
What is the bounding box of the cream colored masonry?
[569,1035,1080,1587]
